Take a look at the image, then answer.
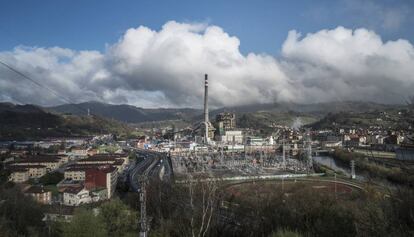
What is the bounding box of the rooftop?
[63,186,84,194]
[25,185,50,194]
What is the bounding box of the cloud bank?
[0,21,413,108]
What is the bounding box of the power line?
[0,60,88,114]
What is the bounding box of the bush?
[39,172,64,185]
[62,209,107,237]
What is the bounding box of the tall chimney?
[204,74,209,143]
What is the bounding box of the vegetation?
[238,111,317,136]
[332,149,414,187]
[0,156,11,184]
[0,185,46,236]
[0,103,133,140]
[99,199,138,236]
[60,199,138,237]
[140,178,414,237]
[62,209,108,237]
[310,109,414,130]
[1,175,414,237]
[39,172,64,185]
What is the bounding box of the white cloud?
[0,21,413,107]
[281,26,414,104]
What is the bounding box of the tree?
[62,209,107,237]
[98,199,138,236]
[39,172,64,185]
[187,175,219,237]
[0,186,45,236]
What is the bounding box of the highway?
[128,149,173,192]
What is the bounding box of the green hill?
[0,103,134,140]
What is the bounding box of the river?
[313,155,366,181]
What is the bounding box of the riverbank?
[331,149,414,187]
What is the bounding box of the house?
[87,148,98,156]
[64,167,87,181]
[10,150,28,157]
[77,153,129,172]
[90,188,108,202]
[12,155,64,171]
[42,206,75,223]
[23,165,47,178]
[64,163,119,180]
[24,185,52,205]
[346,135,365,148]
[70,146,88,156]
[8,167,29,183]
[0,148,9,154]
[8,164,47,179]
[56,179,83,191]
[85,166,117,199]
[63,186,91,206]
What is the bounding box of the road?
[127,149,173,192]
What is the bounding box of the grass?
[332,149,414,187]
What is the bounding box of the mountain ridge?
[1,100,403,124]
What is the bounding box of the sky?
[0,0,413,108]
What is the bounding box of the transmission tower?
[138,175,149,237]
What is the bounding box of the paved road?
[128,150,173,192]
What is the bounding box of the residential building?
[70,147,88,157]
[85,166,117,199]
[12,155,64,171]
[8,167,29,183]
[64,167,86,181]
[63,187,91,206]
[24,185,52,205]
[77,154,129,172]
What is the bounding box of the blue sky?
[1,0,413,55]
[1,0,413,107]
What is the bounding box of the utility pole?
[306,129,313,174]
[334,172,337,200]
[282,139,286,170]
[138,175,149,237]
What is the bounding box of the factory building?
[219,130,244,144]
[216,112,236,135]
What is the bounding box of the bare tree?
[187,174,219,237]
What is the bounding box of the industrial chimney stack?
[204,74,209,143]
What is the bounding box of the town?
[1,1,414,236]
[1,74,414,236]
